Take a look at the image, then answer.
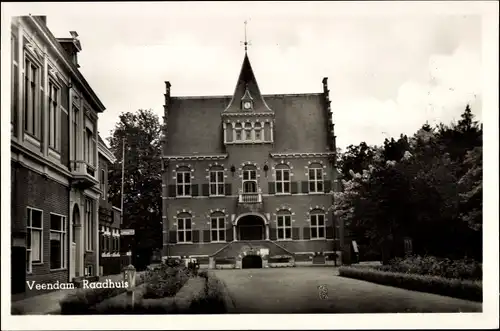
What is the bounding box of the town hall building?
[161,49,344,268]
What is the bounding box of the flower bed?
[143,264,191,299]
[339,266,482,302]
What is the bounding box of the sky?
[5,2,486,150]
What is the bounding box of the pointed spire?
[224,52,272,113]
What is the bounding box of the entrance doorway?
[242,255,263,269]
[237,215,265,241]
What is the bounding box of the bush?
[339,266,482,302]
[95,296,180,314]
[143,264,190,299]
[375,255,482,280]
[60,273,146,314]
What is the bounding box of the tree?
[107,109,163,269]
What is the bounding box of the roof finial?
[240,20,252,52]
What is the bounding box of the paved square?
[214,268,482,313]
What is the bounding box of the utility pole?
[121,137,125,226]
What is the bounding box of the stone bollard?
[208,257,215,269]
[123,264,136,309]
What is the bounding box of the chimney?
[57,31,82,68]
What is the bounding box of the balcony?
[71,160,98,189]
[238,192,262,204]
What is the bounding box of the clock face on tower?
[243,101,252,110]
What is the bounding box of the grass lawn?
[214,268,482,313]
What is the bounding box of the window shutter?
[324,180,332,193]
[203,230,211,243]
[191,184,199,196]
[301,181,309,194]
[225,183,232,196]
[226,228,233,241]
[192,230,200,243]
[269,227,277,240]
[303,227,311,240]
[168,185,176,197]
[326,226,334,239]
[291,181,298,194]
[292,227,300,240]
[202,183,209,196]
[168,231,177,243]
[268,182,275,195]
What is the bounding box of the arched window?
[177,212,192,243]
[242,165,257,193]
[210,212,226,242]
[209,165,225,196]
[176,166,191,197]
[276,210,292,240]
[308,163,324,193]
[275,164,291,194]
[310,209,326,239]
[234,123,243,141]
[244,122,252,140]
[254,122,262,141]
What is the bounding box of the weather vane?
[240,20,252,52]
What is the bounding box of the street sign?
[121,229,135,236]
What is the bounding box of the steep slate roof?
[165,53,330,155]
[224,53,272,113]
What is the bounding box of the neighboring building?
[10,15,105,298]
[97,136,123,276]
[161,50,344,268]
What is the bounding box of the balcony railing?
[238,192,262,204]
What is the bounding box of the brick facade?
[161,52,343,266]
[10,16,106,298]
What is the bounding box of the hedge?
[338,266,482,302]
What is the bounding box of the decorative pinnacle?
[240,20,252,52]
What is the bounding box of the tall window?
[50,214,66,269]
[209,166,224,196]
[11,34,18,133]
[84,127,94,166]
[72,107,79,160]
[210,212,226,242]
[177,213,192,243]
[27,208,43,273]
[276,210,292,240]
[310,210,326,239]
[23,57,39,137]
[244,122,252,140]
[275,165,291,194]
[85,199,94,251]
[48,81,59,150]
[176,167,191,197]
[242,166,257,193]
[308,164,324,193]
[100,169,106,198]
[234,123,242,141]
[100,226,105,254]
[254,122,262,141]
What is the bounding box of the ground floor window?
[177,214,192,243]
[310,210,326,239]
[211,213,226,242]
[276,211,292,240]
[27,207,43,272]
[50,213,67,269]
